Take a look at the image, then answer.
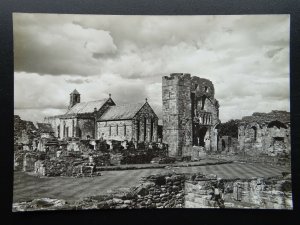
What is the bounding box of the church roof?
[70,89,80,95]
[65,99,108,115]
[99,102,146,121]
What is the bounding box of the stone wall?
[13,172,292,211]
[97,120,133,141]
[238,111,290,156]
[208,154,291,167]
[14,115,37,146]
[184,173,292,209]
[162,73,220,158]
[77,118,95,139]
[133,102,159,143]
[13,173,185,211]
[162,73,192,157]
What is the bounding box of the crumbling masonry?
[162,73,220,157]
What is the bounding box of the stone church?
[45,90,159,143]
[162,73,220,157]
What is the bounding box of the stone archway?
[194,125,208,147]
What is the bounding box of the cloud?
[13,14,290,123]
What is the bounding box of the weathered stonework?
[162,73,220,157]
[238,111,290,156]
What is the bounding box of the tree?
[218,119,241,138]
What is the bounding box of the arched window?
[251,126,257,141]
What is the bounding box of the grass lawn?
[13,162,290,203]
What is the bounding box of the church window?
[150,119,154,142]
[137,120,140,142]
[144,117,147,141]
[72,120,75,137]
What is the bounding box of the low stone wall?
[208,154,291,167]
[13,172,293,211]
[13,173,185,211]
[34,157,101,177]
[78,173,185,209]
[185,173,293,209]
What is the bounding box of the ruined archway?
[193,125,208,147]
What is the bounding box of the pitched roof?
[37,123,54,133]
[99,103,146,121]
[70,89,80,95]
[65,99,108,115]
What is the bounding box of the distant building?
[45,90,158,142]
[238,111,291,156]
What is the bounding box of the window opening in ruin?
[116,124,118,135]
[137,120,140,142]
[144,117,147,141]
[109,125,111,136]
[251,126,257,141]
[124,124,126,136]
[63,124,66,138]
[66,127,69,138]
[204,86,208,93]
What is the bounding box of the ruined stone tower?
[69,89,80,110]
[162,73,220,157]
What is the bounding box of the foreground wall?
[13,172,292,211]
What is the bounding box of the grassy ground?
[13,162,290,203]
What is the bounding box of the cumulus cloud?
[13,13,290,122]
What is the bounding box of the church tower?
[69,89,80,110]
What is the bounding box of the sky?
[13,13,290,123]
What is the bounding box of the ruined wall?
[13,173,185,211]
[14,115,37,146]
[162,73,220,157]
[238,111,290,156]
[97,120,133,141]
[162,73,192,157]
[44,117,61,138]
[218,136,238,153]
[185,174,292,209]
